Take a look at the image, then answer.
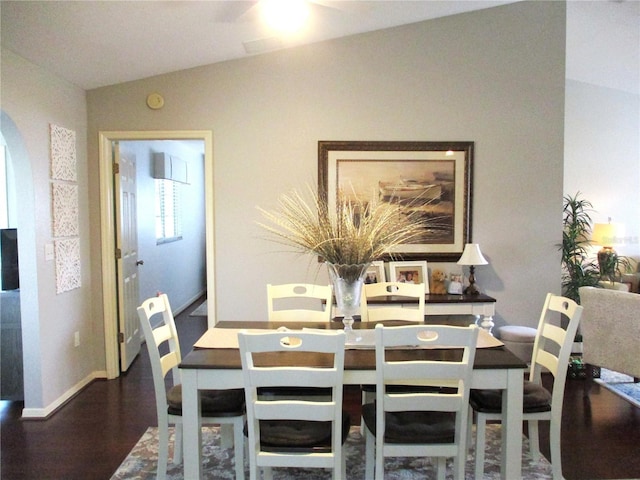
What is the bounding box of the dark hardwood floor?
[2,298,640,479]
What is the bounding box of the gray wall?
[1,50,95,413]
[87,1,566,327]
[564,80,640,256]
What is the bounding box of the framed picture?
[448,272,464,295]
[364,261,386,285]
[318,140,473,261]
[389,261,429,293]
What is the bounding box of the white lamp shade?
[457,243,488,266]
[591,222,623,247]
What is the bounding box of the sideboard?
[330,293,497,333]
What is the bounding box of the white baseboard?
[21,370,106,419]
[173,289,206,316]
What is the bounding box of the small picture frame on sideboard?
[364,261,386,284]
[448,273,464,294]
[389,261,429,293]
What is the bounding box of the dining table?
[179,319,526,480]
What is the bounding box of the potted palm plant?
[560,192,632,304]
[560,193,600,304]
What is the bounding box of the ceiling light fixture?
[260,0,310,33]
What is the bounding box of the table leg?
[474,314,495,334]
[501,368,524,479]
[480,315,495,335]
[182,370,203,480]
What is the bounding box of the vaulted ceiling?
[1,1,638,93]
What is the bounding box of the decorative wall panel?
[50,124,77,181]
[52,183,79,237]
[54,238,81,294]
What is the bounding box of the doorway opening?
[99,131,215,379]
[0,112,40,405]
[1,134,23,400]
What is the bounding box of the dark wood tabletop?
[179,320,525,372]
[325,293,496,305]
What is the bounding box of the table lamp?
[457,243,488,295]
[591,218,623,278]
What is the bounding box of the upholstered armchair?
[578,287,640,393]
[621,262,640,293]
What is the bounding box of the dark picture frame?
[318,141,473,261]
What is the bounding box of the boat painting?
[379,180,442,202]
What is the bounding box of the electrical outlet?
[74,331,80,347]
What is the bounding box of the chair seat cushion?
[246,411,351,452]
[167,384,245,416]
[361,402,455,444]
[470,380,552,414]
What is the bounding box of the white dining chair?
[267,283,333,322]
[363,323,479,480]
[137,293,246,480]
[238,329,349,480]
[360,281,427,429]
[469,293,583,480]
[360,281,425,323]
[265,283,335,399]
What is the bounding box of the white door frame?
[99,130,215,379]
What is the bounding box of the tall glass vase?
[326,262,370,337]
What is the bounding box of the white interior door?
[114,141,141,371]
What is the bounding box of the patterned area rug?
[597,368,640,408]
[189,300,208,317]
[111,424,552,479]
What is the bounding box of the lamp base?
[464,283,480,295]
[597,246,618,279]
[464,266,480,295]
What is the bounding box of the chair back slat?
[254,402,336,421]
[382,362,469,383]
[362,282,425,323]
[267,284,333,322]
[540,322,566,347]
[535,349,559,377]
[242,330,340,353]
[159,351,181,379]
[385,393,464,413]
[249,368,339,388]
[152,322,174,346]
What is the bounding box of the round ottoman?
[498,325,537,363]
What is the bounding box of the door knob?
[136,260,144,266]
